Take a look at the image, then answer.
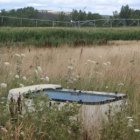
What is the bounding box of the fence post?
[52,21,54,27]
[137,20,140,26]
[35,20,38,27]
[94,20,96,27]
[1,16,3,26]
[123,19,126,27]
[20,18,22,27]
[78,21,80,28]
[110,20,112,27]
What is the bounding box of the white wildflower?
[129,118,133,122]
[134,129,140,132]
[68,66,73,70]
[87,59,96,64]
[35,69,38,75]
[10,134,13,137]
[4,62,10,66]
[40,78,45,80]
[126,116,133,119]
[22,76,27,81]
[37,66,42,73]
[118,82,125,86]
[21,53,26,57]
[87,59,92,62]
[0,83,7,88]
[103,61,111,66]
[20,131,25,136]
[103,63,108,66]
[73,78,77,81]
[19,83,24,87]
[127,118,133,127]
[15,75,19,79]
[106,86,108,89]
[45,76,49,82]
[76,75,80,79]
[106,61,111,65]
[9,72,12,76]
[15,53,21,58]
[0,127,8,133]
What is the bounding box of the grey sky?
[0,0,140,15]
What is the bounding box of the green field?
[0,27,140,46]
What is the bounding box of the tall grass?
[0,41,140,139]
[0,27,140,46]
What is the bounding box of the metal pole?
[123,19,126,27]
[35,20,38,27]
[94,20,96,27]
[1,16,3,26]
[110,20,112,27]
[52,21,54,27]
[20,18,22,27]
[137,20,139,26]
[78,21,80,28]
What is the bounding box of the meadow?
[0,40,140,139]
[1,27,140,46]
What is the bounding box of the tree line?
[0,7,102,21]
[0,5,140,21]
[0,5,140,27]
[113,5,140,19]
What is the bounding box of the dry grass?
[1,41,140,86]
[1,41,140,139]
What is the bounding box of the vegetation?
[0,7,103,21]
[0,42,140,139]
[0,48,82,140]
[0,95,81,140]
[0,27,140,47]
[0,7,39,19]
[113,4,140,19]
[1,5,140,27]
[1,5,140,21]
[0,3,140,140]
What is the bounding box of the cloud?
[0,0,140,15]
[0,0,19,3]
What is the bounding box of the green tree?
[131,10,140,19]
[71,10,79,21]
[78,10,86,21]
[0,9,7,16]
[0,7,38,18]
[113,11,119,18]
[119,5,132,19]
[92,13,102,19]
[58,12,66,21]
[87,12,93,20]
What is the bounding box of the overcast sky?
[0,0,140,15]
